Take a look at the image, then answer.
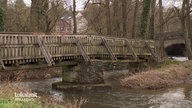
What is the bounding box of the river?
[16,74,192,108]
[11,57,192,108]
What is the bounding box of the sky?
[23,0,86,10]
[11,0,182,10]
[23,0,31,6]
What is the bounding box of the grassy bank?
[0,83,87,108]
[121,60,192,89]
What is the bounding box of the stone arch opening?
[165,44,186,56]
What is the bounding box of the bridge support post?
[77,60,104,84]
[52,60,111,90]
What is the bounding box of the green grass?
[157,60,179,68]
[0,99,41,108]
[0,99,64,108]
[0,83,86,108]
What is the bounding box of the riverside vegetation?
[0,78,87,108]
[121,60,192,89]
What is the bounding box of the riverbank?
[0,67,62,81]
[0,83,62,107]
[0,82,87,108]
[121,60,192,89]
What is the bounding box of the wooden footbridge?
[0,34,158,70]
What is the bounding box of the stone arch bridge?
[158,31,185,56]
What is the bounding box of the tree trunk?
[158,0,165,59]
[140,0,151,38]
[73,0,77,34]
[0,7,4,31]
[181,0,192,59]
[113,0,120,37]
[131,0,139,38]
[0,0,7,11]
[30,0,38,32]
[30,0,48,32]
[149,0,155,39]
[183,21,192,60]
[121,0,127,37]
[186,0,192,49]
[105,0,111,36]
[0,0,7,31]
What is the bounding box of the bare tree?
[44,1,65,33]
[131,0,139,38]
[158,0,165,59]
[30,0,65,33]
[149,0,156,39]
[83,1,106,35]
[181,0,192,59]
[73,0,77,34]
[174,0,192,59]
[105,0,111,35]
[121,0,127,37]
[112,0,120,36]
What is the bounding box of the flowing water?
[16,75,192,108]
[11,57,192,108]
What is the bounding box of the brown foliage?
[0,67,62,82]
[121,61,192,89]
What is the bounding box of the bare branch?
[84,0,90,9]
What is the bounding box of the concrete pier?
[52,60,111,90]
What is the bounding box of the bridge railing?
[0,34,155,67]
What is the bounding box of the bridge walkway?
[0,34,157,70]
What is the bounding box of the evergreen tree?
[0,7,4,31]
[0,0,7,31]
[140,0,151,38]
[30,0,48,32]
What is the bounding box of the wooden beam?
[74,37,90,63]
[36,37,55,66]
[125,39,138,60]
[145,42,159,61]
[101,37,117,60]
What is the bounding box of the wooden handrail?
[0,34,156,69]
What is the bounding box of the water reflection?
[15,77,192,108]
